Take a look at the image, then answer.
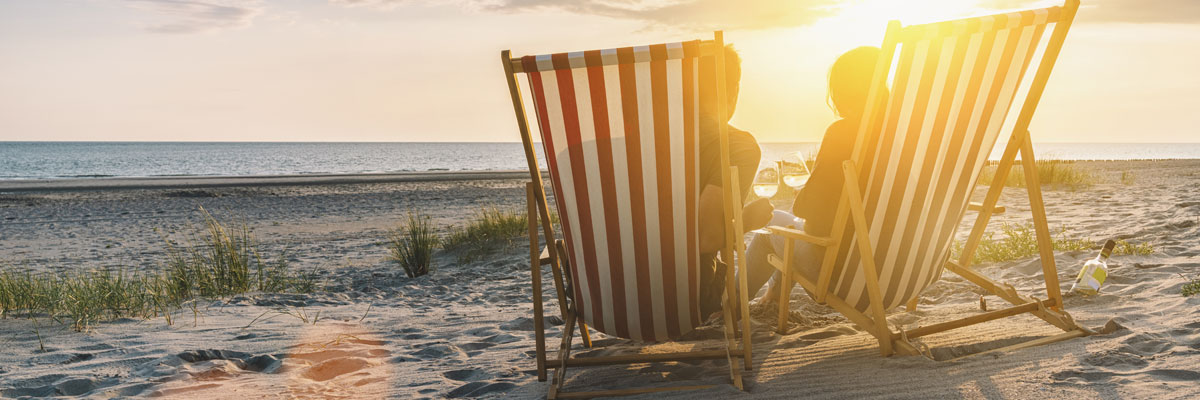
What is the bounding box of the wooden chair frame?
[766,0,1089,358]
[502,31,753,398]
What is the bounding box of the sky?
[0,0,1197,143]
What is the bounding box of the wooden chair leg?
[842,160,894,356]
[728,168,753,370]
[549,239,591,348]
[578,321,593,348]
[719,269,745,391]
[777,240,794,334]
[551,240,570,318]
[548,311,578,400]
[1018,133,1064,309]
[528,183,548,382]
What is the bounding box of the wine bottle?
[1070,239,1116,295]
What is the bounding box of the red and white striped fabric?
[829,7,1065,312]
[519,41,705,342]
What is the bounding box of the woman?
[741,46,886,302]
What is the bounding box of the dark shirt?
[698,120,761,203]
[791,118,857,238]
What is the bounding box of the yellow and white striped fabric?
[830,7,1065,312]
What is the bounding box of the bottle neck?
[1098,239,1116,261]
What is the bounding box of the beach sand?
[1,161,1198,398]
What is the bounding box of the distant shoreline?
[0,170,543,193]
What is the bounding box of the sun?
[831,0,991,25]
[813,0,994,44]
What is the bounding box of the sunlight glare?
[814,0,987,45]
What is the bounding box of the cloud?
[328,0,839,30]
[487,0,840,30]
[122,0,263,34]
[982,0,1200,24]
[332,0,1200,28]
[326,0,431,10]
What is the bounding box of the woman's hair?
[827,46,882,120]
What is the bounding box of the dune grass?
[952,223,1155,266]
[1120,170,1136,185]
[440,207,530,263]
[0,208,316,332]
[388,212,439,278]
[1183,275,1200,297]
[166,207,315,297]
[978,159,1095,190]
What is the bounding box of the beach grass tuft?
[165,207,313,297]
[441,207,529,263]
[978,159,1095,190]
[952,223,1155,266]
[388,212,438,278]
[1114,239,1155,256]
[1120,170,1136,185]
[0,208,315,332]
[1183,275,1200,297]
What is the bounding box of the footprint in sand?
[1082,350,1150,369]
[446,381,518,398]
[0,376,104,398]
[142,324,394,398]
[459,342,497,351]
[499,316,536,331]
[1117,332,1176,356]
[411,343,468,360]
[464,326,499,336]
[443,368,491,381]
[1051,368,1200,384]
[483,333,522,345]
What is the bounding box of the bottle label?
[1074,263,1108,294]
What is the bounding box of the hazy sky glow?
[1,0,1197,143]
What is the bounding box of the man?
[696,45,772,319]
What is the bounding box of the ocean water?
[1,141,1198,180]
[0,142,540,179]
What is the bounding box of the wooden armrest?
[967,202,1005,214]
[764,226,834,247]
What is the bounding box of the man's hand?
[698,185,775,254]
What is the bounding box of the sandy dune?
[1,161,1197,398]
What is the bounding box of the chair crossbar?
[547,349,742,368]
[553,384,720,399]
[904,300,1050,339]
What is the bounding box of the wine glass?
[780,151,812,189]
[752,167,779,198]
[749,167,778,234]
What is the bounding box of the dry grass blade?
[440,207,529,263]
[0,207,318,332]
[978,159,1095,191]
[388,211,438,278]
[952,223,1156,266]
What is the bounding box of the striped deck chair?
[766,0,1089,357]
[501,31,754,398]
